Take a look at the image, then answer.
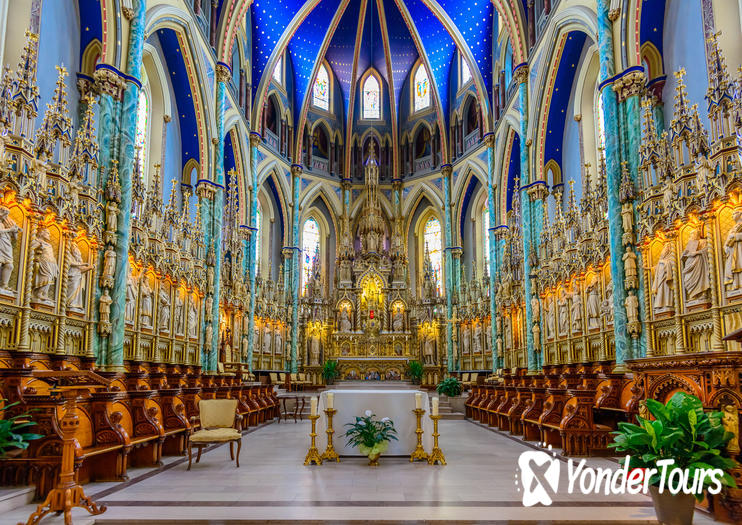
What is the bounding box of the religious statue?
[339,308,352,332]
[724,210,742,292]
[263,325,272,354]
[0,206,19,293]
[125,269,138,321]
[310,331,321,365]
[532,321,541,351]
[681,229,711,302]
[204,323,213,351]
[188,301,198,338]
[30,227,58,303]
[546,297,555,339]
[652,243,675,310]
[496,335,503,358]
[557,290,569,335]
[462,325,470,354]
[473,323,482,353]
[392,309,404,331]
[66,241,93,310]
[207,266,214,293]
[722,405,740,456]
[105,201,119,234]
[174,293,184,334]
[621,202,634,244]
[601,282,614,319]
[338,259,352,284]
[98,289,112,335]
[530,295,540,321]
[100,246,116,289]
[140,277,153,327]
[159,287,171,331]
[626,290,640,325]
[423,332,435,364]
[571,289,583,332]
[623,249,638,290]
[274,329,282,355]
[586,279,601,331]
[205,294,213,321]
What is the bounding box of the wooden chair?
[187,399,243,470]
[269,372,279,385]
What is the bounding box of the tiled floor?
[2,419,721,524]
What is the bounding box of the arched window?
[413,64,430,112]
[482,203,490,276]
[255,205,262,261]
[301,217,321,294]
[461,56,472,86]
[273,54,282,84]
[135,90,149,182]
[313,65,329,110]
[423,216,443,294]
[596,94,606,161]
[363,75,380,119]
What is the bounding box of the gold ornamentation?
[321,408,340,462]
[303,414,323,466]
[427,414,446,465]
[410,408,429,462]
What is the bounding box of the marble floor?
[2,419,721,524]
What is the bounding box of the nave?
[1,418,719,524]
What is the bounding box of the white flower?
[364,410,373,417]
[381,417,390,422]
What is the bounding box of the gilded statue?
[652,243,675,310]
[723,210,742,291]
[30,227,58,303]
[66,241,93,310]
[0,206,19,293]
[722,404,740,456]
[681,229,710,302]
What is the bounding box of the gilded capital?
[216,63,232,84]
[514,65,529,85]
[163,114,172,123]
[291,165,303,178]
[249,133,261,148]
[93,68,125,99]
[441,165,453,178]
[613,70,645,102]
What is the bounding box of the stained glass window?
[273,55,282,84]
[597,95,606,160]
[135,90,149,183]
[363,75,380,119]
[461,56,472,86]
[414,64,430,112]
[483,203,490,276]
[424,217,442,294]
[301,218,321,294]
[255,206,262,261]
[313,65,329,111]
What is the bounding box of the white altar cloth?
[316,389,434,456]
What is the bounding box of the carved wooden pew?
[520,374,547,442]
[559,387,613,456]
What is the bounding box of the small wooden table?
[276,393,312,423]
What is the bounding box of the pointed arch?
[360,68,382,120]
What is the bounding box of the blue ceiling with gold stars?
[250,0,495,131]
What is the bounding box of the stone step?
[0,486,34,514]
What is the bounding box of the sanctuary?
[0,0,741,523]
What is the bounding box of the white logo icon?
[517,448,560,507]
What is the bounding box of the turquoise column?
[441,165,455,372]
[289,165,302,373]
[206,63,230,372]
[197,185,213,370]
[515,65,537,372]
[615,72,649,359]
[91,73,122,365]
[597,0,630,371]
[484,133,499,372]
[108,0,146,370]
[245,132,261,370]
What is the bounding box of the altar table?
[316,389,434,456]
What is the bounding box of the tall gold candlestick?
[410,408,429,462]
[427,414,446,465]
[303,414,323,466]
[321,408,340,462]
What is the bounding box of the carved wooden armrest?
[233,414,243,430]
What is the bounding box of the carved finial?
[68,94,99,182]
[10,30,41,137]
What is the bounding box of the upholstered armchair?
[187,399,242,470]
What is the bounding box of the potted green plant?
[406,360,424,385]
[1,400,43,458]
[344,410,398,466]
[322,360,340,385]
[610,392,737,525]
[436,376,465,414]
